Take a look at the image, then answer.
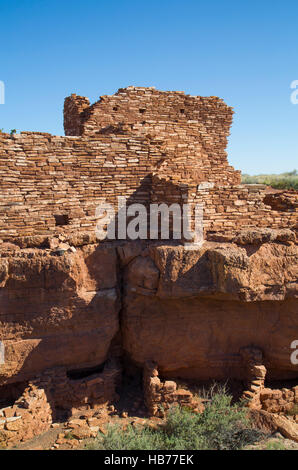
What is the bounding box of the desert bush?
[162,389,261,450]
[85,424,163,450]
[86,387,264,450]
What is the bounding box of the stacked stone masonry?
[0,361,121,446]
[0,87,296,243]
[0,382,52,446]
[143,361,203,417]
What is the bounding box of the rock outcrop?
[1,236,297,389]
[122,239,298,380]
[0,245,120,385]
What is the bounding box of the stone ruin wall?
[0,87,296,245]
[143,361,204,418]
[0,361,121,446]
[0,87,297,446]
[239,348,298,434]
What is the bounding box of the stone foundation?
[242,350,298,421]
[143,361,203,417]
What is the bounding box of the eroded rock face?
[122,242,298,380]
[0,245,120,385]
[0,238,297,387]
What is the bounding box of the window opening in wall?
[54,214,69,226]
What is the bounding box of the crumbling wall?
[0,86,239,242]
[64,95,90,136]
[0,361,121,447]
[143,361,202,417]
[0,381,52,447]
[49,362,121,414]
[0,87,296,243]
[259,387,298,415]
[241,350,298,419]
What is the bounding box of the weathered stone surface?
[0,88,297,243]
[125,255,160,293]
[122,242,298,380]
[2,239,296,386]
[250,409,298,443]
[233,228,296,246]
[0,248,120,385]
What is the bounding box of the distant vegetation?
[242,170,298,190]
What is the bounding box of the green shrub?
[86,388,264,451]
[85,424,163,450]
[161,390,261,450]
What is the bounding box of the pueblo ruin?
[0,86,297,446]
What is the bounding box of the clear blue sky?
[0,0,297,174]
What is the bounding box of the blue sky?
[0,0,297,174]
